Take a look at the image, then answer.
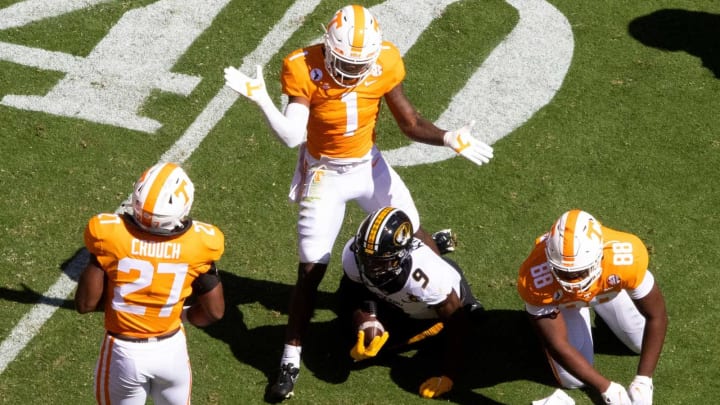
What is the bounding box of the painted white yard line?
[0,0,114,30]
[0,0,321,375]
[385,0,573,166]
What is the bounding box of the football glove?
[350,330,389,361]
[419,376,453,398]
[628,375,653,405]
[443,120,494,166]
[432,229,456,254]
[601,382,632,405]
[224,65,273,107]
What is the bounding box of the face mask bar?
[326,49,375,87]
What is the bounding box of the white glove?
[443,120,494,166]
[601,382,632,405]
[224,65,273,107]
[628,375,653,405]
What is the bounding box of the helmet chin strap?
[360,256,412,295]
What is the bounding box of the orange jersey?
[281,41,405,159]
[84,213,224,337]
[517,226,649,310]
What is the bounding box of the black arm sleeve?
[191,263,221,295]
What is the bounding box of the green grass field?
[1,1,719,404]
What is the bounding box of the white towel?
[532,389,575,405]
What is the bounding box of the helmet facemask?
[323,5,382,87]
[548,254,602,293]
[354,243,410,288]
[545,209,604,293]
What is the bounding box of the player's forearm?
[184,284,225,327]
[438,310,468,379]
[257,100,307,148]
[75,263,106,313]
[182,303,221,327]
[636,316,667,376]
[401,116,445,146]
[75,295,103,313]
[439,334,464,380]
[543,338,610,392]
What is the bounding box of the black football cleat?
[432,229,457,255]
[465,301,487,324]
[265,363,299,403]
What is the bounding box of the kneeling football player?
[337,207,486,399]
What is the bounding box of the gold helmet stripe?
[364,206,395,254]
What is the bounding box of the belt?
[108,327,180,343]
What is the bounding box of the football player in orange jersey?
[75,162,225,405]
[516,210,667,405]
[224,5,493,401]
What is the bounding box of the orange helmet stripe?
[350,4,366,51]
[140,163,178,226]
[561,209,582,259]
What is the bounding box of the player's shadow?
[382,309,555,405]
[202,271,561,404]
[628,9,720,78]
[309,308,556,405]
[0,247,89,310]
[592,314,640,356]
[197,270,352,389]
[0,283,75,309]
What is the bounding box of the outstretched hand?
[224,65,273,107]
[443,120,494,166]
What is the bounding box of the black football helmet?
[353,207,414,288]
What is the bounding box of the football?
[353,309,385,345]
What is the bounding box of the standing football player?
[338,207,486,399]
[516,209,667,405]
[223,4,493,401]
[75,162,226,405]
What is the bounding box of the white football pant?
[94,329,191,405]
[551,290,646,388]
[291,145,420,264]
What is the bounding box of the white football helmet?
[545,209,604,293]
[323,5,382,87]
[131,162,194,235]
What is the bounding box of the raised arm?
[224,65,308,148]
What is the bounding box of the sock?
[280,344,302,368]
